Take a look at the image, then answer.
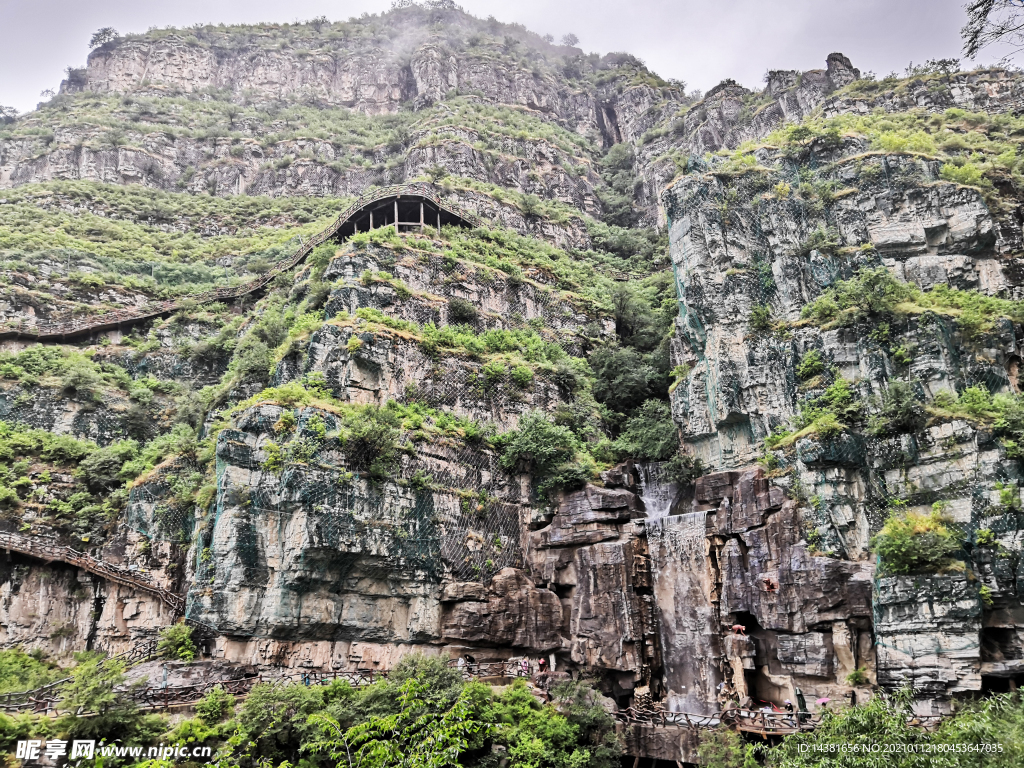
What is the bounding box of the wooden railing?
[2,664,388,714]
[0,531,184,614]
[615,706,724,730]
[0,183,481,343]
[0,638,159,712]
[446,659,532,679]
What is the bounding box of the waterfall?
[646,511,723,714]
[635,461,679,520]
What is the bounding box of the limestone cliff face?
[6,13,1024,739]
[662,120,1024,712]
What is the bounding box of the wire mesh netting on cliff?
[665,150,1024,560]
[114,227,624,628]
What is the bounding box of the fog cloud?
[0,0,1011,113]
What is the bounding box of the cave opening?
[981,674,1023,693]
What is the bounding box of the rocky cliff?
[3,7,1024,761]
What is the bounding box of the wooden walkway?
[0,183,481,343]
[0,531,185,614]
[614,705,817,733]
[2,666,387,715]
[0,638,158,712]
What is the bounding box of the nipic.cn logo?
[15,740,212,762]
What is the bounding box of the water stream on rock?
[646,510,723,714]
[635,461,679,520]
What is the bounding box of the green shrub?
[748,304,774,334]
[975,528,997,546]
[447,297,480,324]
[798,226,841,256]
[698,727,757,768]
[794,378,862,437]
[57,652,156,741]
[590,344,660,413]
[60,358,103,397]
[795,349,824,381]
[231,337,273,382]
[612,400,679,461]
[868,380,926,436]
[338,404,401,480]
[157,623,196,662]
[511,364,534,388]
[195,685,234,725]
[493,411,595,497]
[0,649,64,693]
[75,440,139,491]
[871,506,960,575]
[802,267,915,326]
[845,667,869,686]
[940,162,984,186]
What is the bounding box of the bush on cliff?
[338,404,402,480]
[927,386,1024,461]
[157,623,197,662]
[590,343,662,413]
[493,410,596,498]
[612,399,680,461]
[871,504,961,575]
[868,379,927,436]
[802,267,1024,339]
[0,649,64,693]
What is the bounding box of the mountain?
[2,3,1024,764]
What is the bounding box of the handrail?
[0,183,481,343]
[1,665,389,714]
[0,637,159,711]
[0,531,184,613]
[445,659,532,679]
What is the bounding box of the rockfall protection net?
[115,225,613,629]
[666,150,1024,559]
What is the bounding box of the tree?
[157,622,197,661]
[304,676,490,768]
[90,27,120,49]
[589,344,659,413]
[58,654,137,737]
[561,33,579,47]
[613,400,680,461]
[0,106,17,125]
[963,0,1024,58]
[767,688,930,767]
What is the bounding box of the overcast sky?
[0,0,1008,113]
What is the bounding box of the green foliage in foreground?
[6,653,1024,768]
[184,657,619,768]
[304,677,489,768]
[0,649,64,693]
[768,689,1024,767]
